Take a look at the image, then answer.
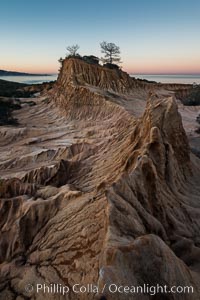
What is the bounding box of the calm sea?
[1,74,200,85]
[0,74,58,84]
[132,74,200,84]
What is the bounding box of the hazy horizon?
[1,69,200,76]
[1,0,200,74]
[1,68,200,76]
[1,73,200,86]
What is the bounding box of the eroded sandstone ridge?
[0,58,200,300]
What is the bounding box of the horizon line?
[1,68,200,76]
[130,73,200,76]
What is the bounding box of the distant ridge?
[0,69,51,76]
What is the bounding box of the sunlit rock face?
[0,58,200,300]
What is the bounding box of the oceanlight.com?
[25,283,194,296]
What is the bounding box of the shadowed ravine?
[0,58,200,300]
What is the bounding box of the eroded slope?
[0,58,200,300]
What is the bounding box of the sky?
[0,0,200,74]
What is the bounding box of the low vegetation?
[0,79,55,98]
[0,97,21,125]
[181,86,200,106]
[195,114,200,134]
[0,79,29,97]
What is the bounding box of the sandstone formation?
[0,58,200,300]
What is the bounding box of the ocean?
[132,74,200,84]
[1,74,200,85]
[0,74,58,84]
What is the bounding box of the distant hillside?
[0,70,50,76]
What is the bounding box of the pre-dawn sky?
[0,0,200,74]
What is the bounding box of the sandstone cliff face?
[0,58,200,300]
[56,58,145,92]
